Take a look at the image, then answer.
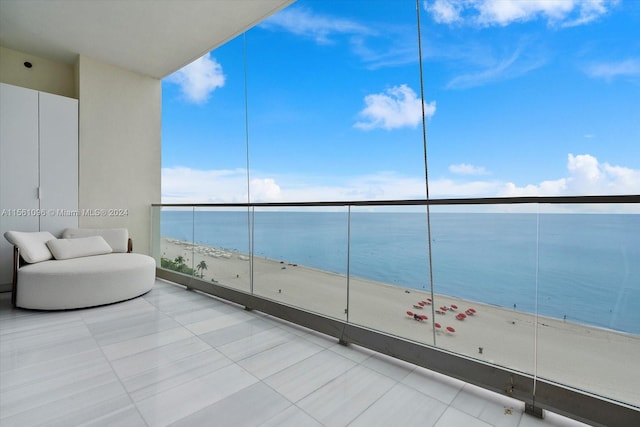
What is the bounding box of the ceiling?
[0,0,294,79]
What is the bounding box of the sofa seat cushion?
[16,253,155,310]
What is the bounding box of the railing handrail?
[153,194,639,208]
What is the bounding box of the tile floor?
[0,279,590,427]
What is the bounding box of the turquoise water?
[160,210,640,334]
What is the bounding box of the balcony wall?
[77,55,161,255]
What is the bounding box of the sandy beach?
[159,237,640,407]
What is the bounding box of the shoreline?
[158,237,640,407]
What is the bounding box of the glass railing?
[151,196,640,424]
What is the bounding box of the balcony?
[1,196,637,426]
[149,197,639,426]
[1,279,593,426]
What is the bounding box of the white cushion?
[62,228,129,253]
[16,253,156,310]
[46,235,113,260]
[3,231,56,263]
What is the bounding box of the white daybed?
[4,228,155,310]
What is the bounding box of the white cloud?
[249,178,282,201]
[500,153,640,196]
[162,167,247,203]
[163,154,639,208]
[355,85,436,131]
[162,167,288,204]
[431,178,502,197]
[425,0,616,27]
[446,43,546,89]
[449,163,489,175]
[584,58,640,81]
[260,6,371,44]
[426,0,464,24]
[165,53,225,104]
[162,168,430,204]
[262,6,419,71]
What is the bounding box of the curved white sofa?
[5,228,155,310]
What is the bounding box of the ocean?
[160,210,640,334]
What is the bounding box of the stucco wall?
[77,55,161,255]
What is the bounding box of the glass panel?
[252,208,349,320]
[429,206,538,374]
[244,0,424,203]
[162,34,249,205]
[193,207,251,292]
[158,206,195,276]
[347,206,434,346]
[150,205,162,265]
[536,205,640,407]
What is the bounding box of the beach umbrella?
[418,301,426,307]
[434,322,441,329]
[427,298,432,303]
[406,311,414,317]
[450,304,458,310]
[440,306,448,312]
[446,326,456,333]
[456,313,466,321]
[420,315,428,321]
[466,308,476,315]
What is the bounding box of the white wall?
[0,46,76,98]
[77,56,160,255]
[0,48,160,256]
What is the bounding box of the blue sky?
[161,0,640,204]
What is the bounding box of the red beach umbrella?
[427,298,432,302]
[418,301,426,307]
[456,313,466,320]
[440,306,448,311]
[434,322,441,329]
[450,304,458,310]
[446,326,456,333]
[420,315,428,321]
[406,311,414,317]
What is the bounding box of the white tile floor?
[0,279,591,427]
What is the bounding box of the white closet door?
[0,83,40,285]
[38,91,79,234]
